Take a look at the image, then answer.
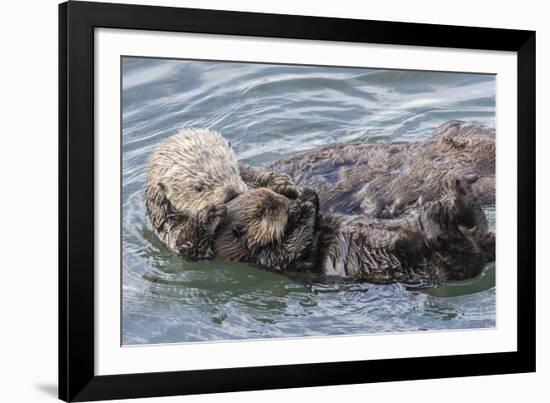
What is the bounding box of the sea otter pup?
[267,120,495,218]
[145,128,299,259]
[215,174,495,284]
[215,188,319,273]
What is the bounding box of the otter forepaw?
[421,171,484,240]
[177,241,215,260]
[267,173,300,199]
[444,171,479,199]
[442,172,486,227]
[297,200,317,222]
[201,203,228,230]
[299,187,320,210]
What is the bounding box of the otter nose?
[231,223,247,237]
[224,188,240,203]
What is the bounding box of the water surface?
[122,57,496,345]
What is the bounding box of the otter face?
[225,188,291,249]
[147,128,247,215]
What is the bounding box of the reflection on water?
[122,57,496,345]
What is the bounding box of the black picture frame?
[59,1,536,401]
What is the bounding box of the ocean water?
[122,57,496,345]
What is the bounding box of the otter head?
[215,189,291,261]
[227,188,291,248]
[147,128,247,216]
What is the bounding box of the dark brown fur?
[267,120,495,217]
[215,174,495,284]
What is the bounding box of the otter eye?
[194,184,204,192]
[255,211,263,218]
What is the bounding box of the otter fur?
[145,128,300,259]
[215,188,318,273]
[215,174,495,284]
[267,120,495,217]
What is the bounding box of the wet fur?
[145,128,299,259]
[215,188,318,272]
[267,120,495,217]
[216,176,495,284]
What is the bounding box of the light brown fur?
[145,128,247,258]
[215,188,318,272]
[145,128,300,259]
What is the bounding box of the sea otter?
[267,120,495,217]
[214,187,319,273]
[215,173,495,284]
[145,128,299,259]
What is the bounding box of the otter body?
[147,121,495,277]
[145,128,299,259]
[216,175,495,284]
[268,121,495,217]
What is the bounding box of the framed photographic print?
[59,1,536,401]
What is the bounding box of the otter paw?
[299,187,320,214]
[443,172,482,214]
[177,241,214,260]
[267,174,300,199]
[202,203,228,230]
[444,171,479,199]
[297,200,317,221]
